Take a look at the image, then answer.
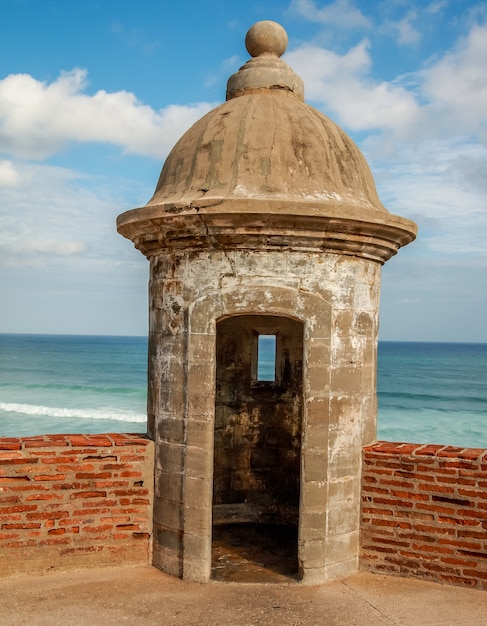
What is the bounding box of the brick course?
[2,434,485,587]
[0,434,154,576]
[361,441,487,589]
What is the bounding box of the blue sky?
[1,0,486,341]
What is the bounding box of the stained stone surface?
[116,20,416,584]
[211,523,299,583]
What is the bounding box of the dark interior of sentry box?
[212,315,303,582]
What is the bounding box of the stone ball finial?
[227,20,302,100]
[245,20,288,58]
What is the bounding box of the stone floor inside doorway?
[211,523,299,583]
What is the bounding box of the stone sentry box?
[117,21,417,583]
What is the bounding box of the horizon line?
[0,332,485,346]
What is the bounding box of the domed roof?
[117,21,417,263]
[147,94,385,215]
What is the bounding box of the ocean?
[0,334,486,448]
[0,334,147,437]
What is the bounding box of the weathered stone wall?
[148,247,380,582]
[116,18,417,585]
[361,441,487,589]
[0,434,153,576]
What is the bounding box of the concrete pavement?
[1,565,486,626]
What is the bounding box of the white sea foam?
[0,402,146,423]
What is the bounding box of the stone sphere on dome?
[245,20,288,58]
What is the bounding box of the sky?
[1,0,486,342]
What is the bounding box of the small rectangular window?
[257,334,276,381]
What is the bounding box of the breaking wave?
[0,402,146,423]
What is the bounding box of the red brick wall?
[361,441,487,589]
[0,433,154,576]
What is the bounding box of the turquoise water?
[0,334,486,447]
[0,334,147,437]
[377,342,487,447]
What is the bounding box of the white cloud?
[0,160,20,186]
[0,161,141,269]
[3,239,86,267]
[383,11,421,46]
[425,1,447,15]
[287,41,420,133]
[0,69,213,160]
[421,22,487,140]
[0,157,150,334]
[286,16,487,263]
[290,0,371,29]
[370,138,487,257]
[287,19,487,145]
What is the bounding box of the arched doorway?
[212,315,304,581]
